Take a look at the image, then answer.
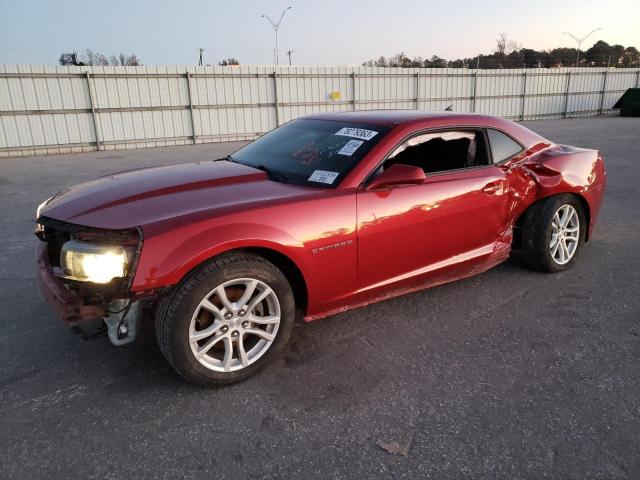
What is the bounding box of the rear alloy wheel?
[155,252,295,386]
[520,194,586,273]
[549,204,580,265]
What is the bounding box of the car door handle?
[481,183,502,195]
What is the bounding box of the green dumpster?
[614,88,640,117]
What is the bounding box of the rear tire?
[520,194,586,273]
[155,252,295,386]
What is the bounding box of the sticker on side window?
[335,127,378,141]
[308,170,339,185]
[337,139,364,156]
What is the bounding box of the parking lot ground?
[1,116,639,479]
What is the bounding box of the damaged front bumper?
[35,241,145,345]
[35,241,104,324]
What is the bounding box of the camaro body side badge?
[312,239,354,254]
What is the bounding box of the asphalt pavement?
[1,116,639,479]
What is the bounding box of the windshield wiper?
[213,157,289,182]
[213,154,237,163]
[253,165,290,182]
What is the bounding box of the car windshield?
[230,119,390,187]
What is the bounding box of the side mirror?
[365,164,426,190]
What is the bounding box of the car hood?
[41,160,322,231]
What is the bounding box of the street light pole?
[261,7,292,66]
[562,28,603,67]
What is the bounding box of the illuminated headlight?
[60,240,129,284]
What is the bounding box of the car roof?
[304,110,548,148]
[305,110,500,126]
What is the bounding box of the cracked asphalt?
[1,116,639,479]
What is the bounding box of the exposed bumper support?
[104,298,144,346]
[35,241,105,325]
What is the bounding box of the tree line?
[59,50,141,66]
[362,35,640,69]
[59,50,242,67]
[57,36,640,69]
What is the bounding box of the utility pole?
[199,48,204,66]
[562,28,603,67]
[261,6,292,66]
[286,50,293,66]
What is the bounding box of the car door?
[356,128,510,297]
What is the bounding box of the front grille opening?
[43,226,71,268]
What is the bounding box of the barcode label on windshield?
[338,139,364,156]
[335,128,378,141]
[308,170,339,184]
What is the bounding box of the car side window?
[487,129,524,164]
[383,129,489,175]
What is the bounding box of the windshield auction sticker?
[334,128,378,141]
[337,139,364,156]
[308,170,340,184]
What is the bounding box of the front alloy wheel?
[189,278,281,372]
[155,252,295,386]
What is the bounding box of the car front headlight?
[60,240,129,284]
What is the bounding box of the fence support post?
[273,70,280,126]
[471,72,478,113]
[520,71,527,121]
[352,71,357,111]
[563,71,572,119]
[636,69,640,87]
[598,70,608,114]
[415,71,420,110]
[85,71,102,151]
[185,72,197,143]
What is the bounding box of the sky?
[1,0,639,66]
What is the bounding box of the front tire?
[520,194,586,273]
[155,252,295,386]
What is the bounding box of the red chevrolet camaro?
[35,111,606,386]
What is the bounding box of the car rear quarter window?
[487,129,524,164]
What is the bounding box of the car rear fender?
[512,145,605,241]
[523,145,603,189]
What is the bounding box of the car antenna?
[444,105,454,111]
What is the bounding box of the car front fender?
[131,221,310,293]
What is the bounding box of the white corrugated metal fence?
[1,65,638,157]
